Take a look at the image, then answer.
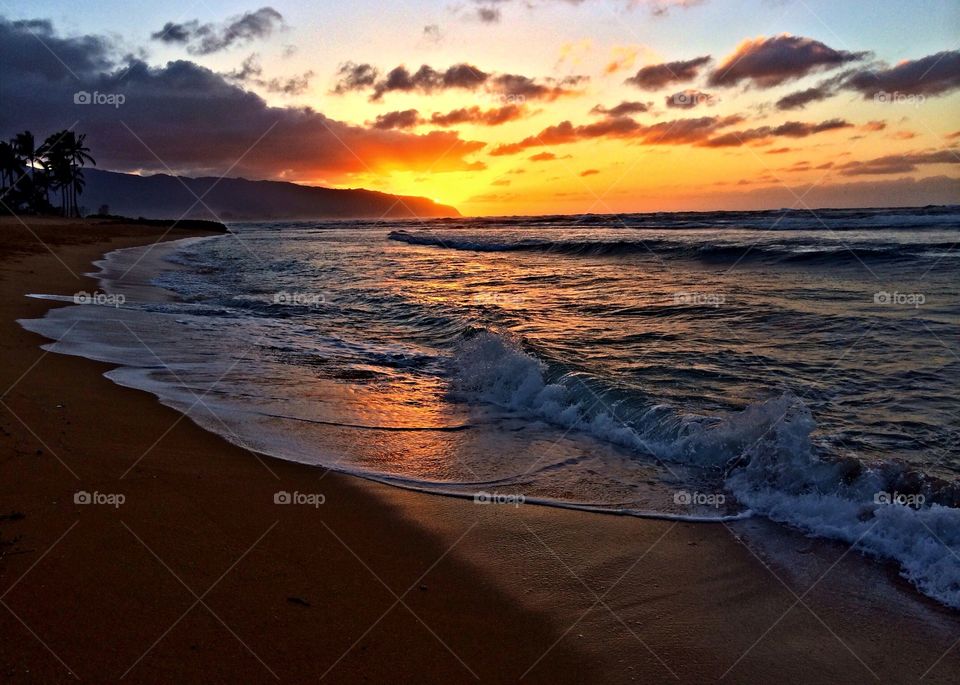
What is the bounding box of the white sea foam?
[451,331,960,609]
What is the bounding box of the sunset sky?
[2,0,958,214]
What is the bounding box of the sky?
[1,0,958,215]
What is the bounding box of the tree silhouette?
[0,129,96,216]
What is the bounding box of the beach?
[1,217,958,684]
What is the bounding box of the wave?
[388,230,954,264]
[450,331,960,609]
[379,206,960,233]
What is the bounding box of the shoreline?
[1,218,958,683]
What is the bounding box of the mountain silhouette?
[80,169,460,220]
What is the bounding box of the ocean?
[21,206,960,609]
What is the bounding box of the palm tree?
[39,132,70,215]
[13,131,37,182]
[0,141,22,192]
[65,132,95,217]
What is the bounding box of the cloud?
[776,50,960,107]
[463,0,707,24]
[227,54,313,95]
[844,51,960,98]
[590,101,651,116]
[332,62,379,94]
[861,120,886,132]
[0,18,486,182]
[332,62,586,102]
[151,7,285,55]
[647,0,707,16]
[371,109,421,130]
[476,6,501,23]
[776,85,832,110]
[529,152,558,161]
[580,168,600,176]
[151,21,195,44]
[429,104,528,126]
[489,114,742,155]
[625,56,711,90]
[698,118,852,147]
[836,149,959,176]
[708,34,865,88]
[489,73,587,101]
[369,63,489,100]
[368,104,528,129]
[422,24,442,43]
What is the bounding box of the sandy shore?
[0,217,957,683]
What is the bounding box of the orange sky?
[7,0,960,214]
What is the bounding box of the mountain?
[79,169,460,220]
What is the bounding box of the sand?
[0,217,957,684]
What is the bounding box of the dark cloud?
[489,114,742,155]
[590,101,651,116]
[776,85,832,110]
[151,21,195,44]
[333,62,585,102]
[1,18,114,79]
[837,149,959,176]
[698,118,852,147]
[488,73,587,101]
[708,35,865,88]
[370,63,489,100]
[775,51,960,107]
[371,109,421,130]
[150,7,285,55]
[0,18,485,182]
[429,104,527,126]
[624,56,711,90]
[332,62,379,94]
[529,152,558,161]
[368,104,528,129]
[844,51,960,98]
[476,6,502,22]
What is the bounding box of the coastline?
[1,218,958,683]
